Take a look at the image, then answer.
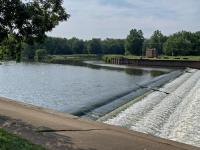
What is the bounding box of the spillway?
[105,69,200,148]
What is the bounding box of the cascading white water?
[159,74,200,147]
[105,70,194,127]
[105,69,200,147]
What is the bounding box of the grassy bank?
[157,56,200,61]
[36,54,200,65]
[103,55,200,63]
[0,129,45,150]
[45,54,101,64]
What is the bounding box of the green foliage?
[19,37,125,60]
[0,129,45,150]
[1,27,200,61]
[21,43,36,61]
[0,0,69,43]
[69,38,85,54]
[102,39,125,54]
[163,31,199,56]
[0,36,17,60]
[87,38,102,54]
[0,45,7,60]
[148,30,167,55]
[125,29,144,55]
[193,31,200,54]
[44,37,72,55]
[0,0,69,61]
[34,49,47,62]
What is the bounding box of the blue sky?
[48,0,200,39]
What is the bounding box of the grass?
[158,55,200,61]
[102,54,200,62]
[43,54,200,64]
[49,54,99,60]
[0,129,45,150]
[45,54,101,64]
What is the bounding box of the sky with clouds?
[48,0,200,39]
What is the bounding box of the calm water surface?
[0,62,170,115]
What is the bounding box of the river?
[0,61,180,119]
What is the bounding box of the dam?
[105,69,200,148]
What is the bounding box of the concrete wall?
[111,58,200,69]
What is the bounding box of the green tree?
[69,38,85,54]
[43,37,72,55]
[0,0,69,61]
[34,49,47,62]
[0,36,17,60]
[125,29,144,55]
[102,39,125,54]
[21,43,36,61]
[163,31,194,56]
[149,30,167,55]
[87,38,102,54]
[193,31,200,55]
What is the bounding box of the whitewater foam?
[105,69,200,147]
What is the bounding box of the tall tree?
[193,31,200,55]
[102,38,125,54]
[149,30,167,55]
[69,38,85,54]
[0,0,69,61]
[87,38,102,54]
[125,29,144,55]
[163,31,194,56]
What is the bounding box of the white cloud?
[48,0,200,39]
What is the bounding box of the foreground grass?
[0,129,45,150]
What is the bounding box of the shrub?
[34,49,47,62]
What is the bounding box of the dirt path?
[0,97,199,150]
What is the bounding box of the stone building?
[146,48,157,58]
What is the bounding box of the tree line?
[0,37,126,61]
[126,29,200,56]
[0,29,200,61]
[0,1,200,61]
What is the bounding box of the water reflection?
[150,70,167,77]
[125,68,144,76]
[83,61,168,77]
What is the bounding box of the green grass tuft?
[0,129,45,150]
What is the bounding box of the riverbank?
[43,54,200,69]
[105,69,200,148]
[0,97,199,150]
[44,54,101,65]
[103,55,200,62]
